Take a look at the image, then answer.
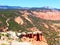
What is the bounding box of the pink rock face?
[32,11,60,20]
[14,16,24,25]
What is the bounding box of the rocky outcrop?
[20,31,48,45]
[14,16,24,25]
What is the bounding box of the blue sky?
[0,0,60,8]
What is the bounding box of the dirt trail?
[6,18,11,26]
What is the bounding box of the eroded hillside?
[0,9,60,45]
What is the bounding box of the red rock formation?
[20,10,60,20]
[32,11,60,20]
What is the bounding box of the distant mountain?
[0,5,22,9]
[28,7,59,11]
[0,5,60,11]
